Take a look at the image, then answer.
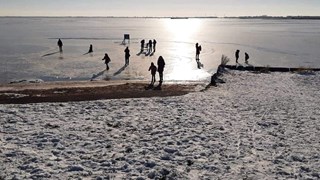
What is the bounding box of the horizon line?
[1,15,320,18]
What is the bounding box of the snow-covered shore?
[1,71,320,179]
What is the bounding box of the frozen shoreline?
[1,71,320,179]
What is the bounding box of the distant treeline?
[224,16,320,20]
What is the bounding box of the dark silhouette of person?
[57,39,63,53]
[148,40,153,54]
[245,52,249,64]
[157,56,165,86]
[102,53,111,70]
[148,62,157,85]
[235,49,240,63]
[88,44,93,53]
[124,47,130,65]
[195,43,201,60]
[140,39,145,52]
[153,39,157,52]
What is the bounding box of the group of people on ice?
[235,49,250,64]
[195,43,250,67]
[57,38,250,87]
[140,39,157,54]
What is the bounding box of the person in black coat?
[157,56,165,85]
[245,52,249,64]
[102,53,111,70]
[195,43,201,60]
[148,40,153,54]
[124,47,130,65]
[140,39,145,52]
[148,62,157,85]
[88,44,93,53]
[153,39,157,52]
[57,39,63,53]
[235,49,240,63]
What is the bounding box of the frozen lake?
[0,17,320,84]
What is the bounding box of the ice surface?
[1,71,320,179]
[1,18,320,83]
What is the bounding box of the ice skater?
[102,53,111,70]
[157,56,165,87]
[124,47,130,65]
[195,43,202,60]
[235,49,240,63]
[57,39,63,53]
[148,62,157,85]
[245,52,249,64]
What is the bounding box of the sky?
[0,0,320,17]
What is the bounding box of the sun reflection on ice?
[166,59,211,81]
[163,19,209,81]
[164,19,203,41]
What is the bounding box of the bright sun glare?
[164,19,203,41]
[163,19,209,81]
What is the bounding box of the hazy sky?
[0,0,319,17]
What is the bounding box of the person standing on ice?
[153,39,157,52]
[88,44,93,53]
[148,40,153,54]
[57,39,63,53]
[102,53,111,70]
[245,52,249,64]
[157,56,165,86]
[235,49,240,63]
[140,39,145,52]
[124,47,130,65]
[148,62,157,85]
[195,43,201,60]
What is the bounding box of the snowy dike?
[1,71,320,179]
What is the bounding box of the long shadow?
[245,62,253,67]
[113,64,128,76]
[136,50,144,56]
[236,62,243,67]
[83,52,90,55]
[236,62,252,67]
[145,51,151,56]
[91,69,106,80]
[196,59,204,69]
[144,83,154,90]
[42,51,60,57]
